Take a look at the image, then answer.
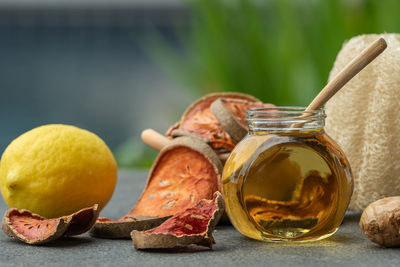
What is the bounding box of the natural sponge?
[325,34,400,210]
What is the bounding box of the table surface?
[1,170,399,267]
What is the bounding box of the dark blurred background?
[1,0,400,168]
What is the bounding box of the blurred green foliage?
[115,138,159,168]
[120,0,400,168]
[150,0,400,106]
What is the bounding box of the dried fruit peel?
[1,205,99,245]
[131,136,222,217]
[166,92,261,151]
[210,98,274,143]
[64,204,100,236]
[2,209,69,245]
[90,136,222,239]
[169,129,211,144]
[89,215,171,239]
[131,191,224,249]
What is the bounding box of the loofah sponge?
[325,34,400,210]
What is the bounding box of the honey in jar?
[222,107,353,242]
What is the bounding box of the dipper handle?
[141,129,170,151]
[306,37,387,111]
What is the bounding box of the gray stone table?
[0,170,399,267]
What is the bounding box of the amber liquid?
[222,130,352,242]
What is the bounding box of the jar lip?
[245,106,325,132]
[247,106,324,115]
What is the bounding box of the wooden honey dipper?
[289,37,386,128]
[306,37,386,111]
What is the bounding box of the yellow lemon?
[0,124,117,218]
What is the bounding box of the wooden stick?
[141,129,170,151]
[306,37,387,111]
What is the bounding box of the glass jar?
[222,107,353,242]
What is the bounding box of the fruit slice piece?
[1,205,99,245]
[89,215,171,239]
[210,98,275,142]
[64,204,100,236]
[90,136,222,239]
[166,92,261,151]
[131,136,222,217]
[2,209,69,245]
[131,191,224,249]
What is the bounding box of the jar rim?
[247,106,324,116]
[245,106,325,132]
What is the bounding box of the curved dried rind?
[210,98,248,143]
[132,136,222,218]
[166,121,180,136]
[89,215,171,239]
[1,205,99,245]
[359,197,400,247]
[166,92,261,151]
[132,231,213,249]
[170,129,210,144]
[2,209,68,245]
[165,129,230,162]
[64,204,100,236]
[131,191,224,249]
[210,98,275,143]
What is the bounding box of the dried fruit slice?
[90,136,222,239]
[2,209,69,245]
[132,136,222,217]
[89,215,171,239]
[131,191,224,249]
[64,205,100,236]
[1,205,99,245]
[210,98,275,143]
[166,93,261,151]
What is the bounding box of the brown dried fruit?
[2,205,99,245]
[2,210,68,245]
[166,92,261,151]
[359,196,400,247]
[64,204,100,236]
[132,136,222,217]
[89,215,171,239]
[90,136,222,239]
[210,98,274,142]
[131,191,224,249]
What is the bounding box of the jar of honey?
[222,107,353,242]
